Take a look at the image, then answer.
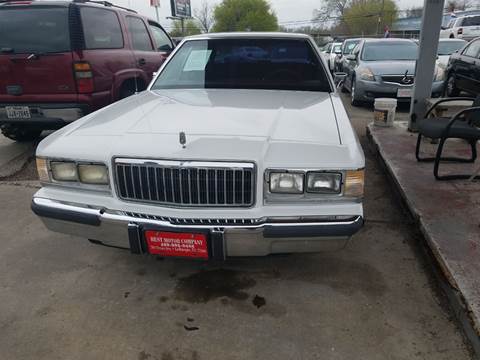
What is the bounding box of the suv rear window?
[81,7,123,49]
[462,16,480,26]
[151,38,331,92]
[0,7,70,53]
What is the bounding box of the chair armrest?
[425,97,475,118]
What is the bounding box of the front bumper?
[355,78,445,102]
[31,197,364,258]
[0,103,89,129]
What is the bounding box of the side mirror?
[346,54,357,61]
[333,72,347,87]
[440,26,446,30]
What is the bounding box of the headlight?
[36,157,50,182]
[51,161,77,181]
[434,66,446,81]
[307,172,342,194]
[344,170,364,197]
[269,172,304,194]
[359,67,375,81]
[78,164,109,185]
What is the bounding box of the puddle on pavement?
[174,269,256,303]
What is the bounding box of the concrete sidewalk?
[0,135,35,178]
[368,122,480,355]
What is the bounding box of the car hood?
[363,60,416,75]
[38,89,362,169]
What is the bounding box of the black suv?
[445,37,480,96]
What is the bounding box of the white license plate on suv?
[397,88,412,98]
[6,106,31,119]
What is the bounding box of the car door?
[456,39,480,94]
[125,16,159,87]
[147,21,174,68]
[344,44,361,90]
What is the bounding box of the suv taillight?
[74,62,94,93]
[457,28,463,35]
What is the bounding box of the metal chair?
[415,96,480,180]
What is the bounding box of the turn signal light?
[344,169,365,198]
[74,62,94,93]
[36,157,49,182]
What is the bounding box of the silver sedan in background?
[341,38,445,106]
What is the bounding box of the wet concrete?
[0,95,474,359]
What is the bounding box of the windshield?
[343,40,360,54]
[332,44,342,53]
[152,38,331,92]
[438,40,466,55]
[0,7,70,54]
[361,42,418,61]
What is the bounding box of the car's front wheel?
[1,126,41,142]
[445,72,460,97]
[350,77,362,106]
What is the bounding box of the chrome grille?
[123,211,264,226]
[115,159,255,207]
[381,75,415,85]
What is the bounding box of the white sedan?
[32,33,365,260]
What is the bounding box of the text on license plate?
[397,88,412,98]
[6,106,31,119]
[144,231,209,259]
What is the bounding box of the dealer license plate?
[144,230,209,259]
[397,88,412,98]
[5,106,31,119]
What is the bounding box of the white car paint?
[440,15,480,41]
[33,32,365,257]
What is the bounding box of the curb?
[367,124,480,359]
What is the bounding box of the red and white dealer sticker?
[144,231,209,259]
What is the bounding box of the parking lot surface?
[0,95,473,360]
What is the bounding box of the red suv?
[0,0,174,141]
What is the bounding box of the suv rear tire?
[1,127,41,142]
[445,73,460,97]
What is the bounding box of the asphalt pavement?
[0,95,474,360]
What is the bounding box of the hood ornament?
[179,131,186,149]
[401,70,412,84]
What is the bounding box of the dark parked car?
[445,37,480,97]
[0,0,174,141]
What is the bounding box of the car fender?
[111,69,150,101]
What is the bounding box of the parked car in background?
[341,39,445,106]
[440,15,480,41]
[321,42,343,72]
[444,37,480,97]
[436,38,467,68]
[31,33,365,260]
[0,0,174,141]
[335,38,361,72]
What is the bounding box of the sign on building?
[150,0,160,6]
[170,0,191,18]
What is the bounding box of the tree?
[195,0,214,33]
[446,0,472,12]
[212,0,278,32]
[169,19,202,37]
[314,0,350,21]
[343,0,398,36]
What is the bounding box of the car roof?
[439,38,467,42]
[362,38,415,44]
[0,0,137,14]
[184,32,313,41]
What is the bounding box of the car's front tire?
[350,76,362,106]
[1,126,41,142]
[445,72,460,97]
